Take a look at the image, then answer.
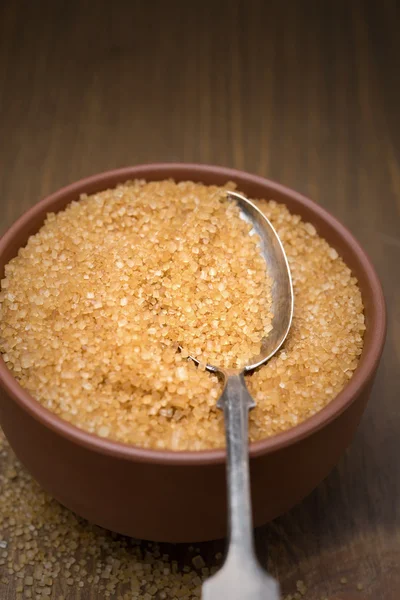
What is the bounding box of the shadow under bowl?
[0,164,386,542]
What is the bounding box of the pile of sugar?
[0,180,365,450]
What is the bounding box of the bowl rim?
[0,163,386,465]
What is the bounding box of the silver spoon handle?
[217,373,256,556]
[202,373,279,600]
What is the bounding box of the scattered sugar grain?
[296,579,307,595]
[192,555,205,569]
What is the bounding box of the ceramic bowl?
[0,164,386,542]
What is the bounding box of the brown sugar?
[0,180,365,450]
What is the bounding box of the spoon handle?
[202,373,280,600]
[218,373,256,555]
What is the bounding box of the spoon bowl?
[226,191,293,370]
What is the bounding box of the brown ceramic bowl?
[0,164,386,543]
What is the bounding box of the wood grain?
[0,0,399,598]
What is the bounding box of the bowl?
[0,164,386,542]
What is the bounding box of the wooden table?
[0,1,398,598]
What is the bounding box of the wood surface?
[0,1,399,599]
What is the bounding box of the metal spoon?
[197,190,294,600]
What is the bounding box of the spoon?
[196,190,294,600]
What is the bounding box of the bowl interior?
[0,164,386,463]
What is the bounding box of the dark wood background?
[0,1,399,598]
